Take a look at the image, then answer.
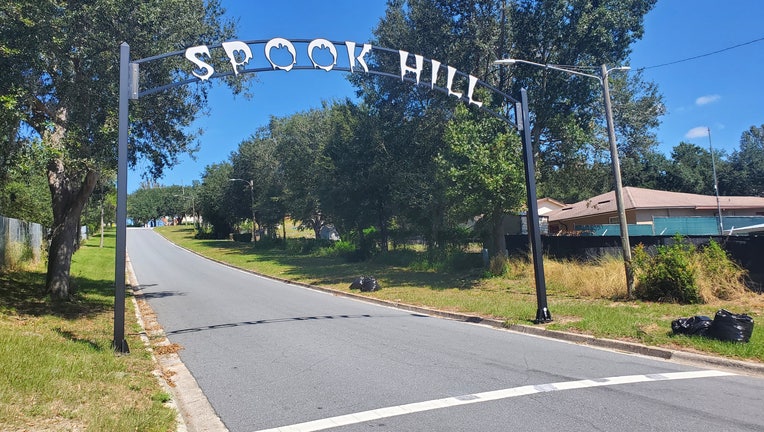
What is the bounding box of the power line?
[637,36,764,71]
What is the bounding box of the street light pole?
[707,127,724,235]
[600,64,634,297]
[494,58,634,297]
[230,178,256,242]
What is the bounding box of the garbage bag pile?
[672,309,754,343]
[349,276,381,292]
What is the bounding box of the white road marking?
[253,369,735,432]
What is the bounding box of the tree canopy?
[0,0,242,299]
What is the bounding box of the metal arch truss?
[114,38,550,351]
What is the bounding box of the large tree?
[663,142,716,195]
[441,103,525,256]
[198,163,235,239]
[1,0,241,299]
[354,0,661,254]
[229,129,286,238]
[508,0,662,201]
[353,0,509,253]
[724,125,764,196]
[271,107,335,239]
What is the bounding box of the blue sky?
[129,0,764,192]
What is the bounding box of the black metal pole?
[518,88,551,323]
[113,42,130,353]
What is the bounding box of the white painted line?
[253,369,735,432]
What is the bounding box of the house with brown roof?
[544,187,764,235]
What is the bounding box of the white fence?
[0,215,46,268]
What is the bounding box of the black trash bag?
[671,315,712,336]
[706,309,754,343]
[349,276,381,292]
[349,277,364,290]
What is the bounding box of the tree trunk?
[99,194,104,248]
[489,206,507,258]
[312,215,322,239]
[46,158,98,300]
[378,202,389,253]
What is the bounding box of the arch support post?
[518,88,551,323]
[113,42,133,353]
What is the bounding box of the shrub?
[633,237,700,304]
[633,236,750,304]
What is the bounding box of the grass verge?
[158,225,763,363]
[0,230,176,432]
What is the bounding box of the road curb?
[127,255,229,432]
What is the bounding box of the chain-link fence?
[0,215,46,269]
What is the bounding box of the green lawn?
[0,231,176,432]
[158,224,764,363]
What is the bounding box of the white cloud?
[685,126,709,139]
[695,94,720,106]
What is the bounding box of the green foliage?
[286,238,335,255]
[722,124,764,196]
[662,142,716,195]
[229,130,286,235]
[0,140,53,226]
[197,163,234,238]
[272,107,334,238]
[127,185,188,227]
[510,0,662,201]
[1,0,242,298]
[441,102,525,255]
[150,392,172,404]
[633,237,700,304]
[634,236,750,304]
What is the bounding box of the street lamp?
[229,178,256,242]
[494,58,635,297]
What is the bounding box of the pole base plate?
[534,307,552,324]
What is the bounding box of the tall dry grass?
[544,254,628,299]
[692,241,749,303]
[494,254,627,299]
[500,246,750,303]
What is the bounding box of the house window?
[609,216,619,224]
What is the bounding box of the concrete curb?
[127,256,229,432]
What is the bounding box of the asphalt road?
[127,227,764,432]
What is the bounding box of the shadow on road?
[167,312,429,335]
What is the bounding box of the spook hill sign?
[112,39,550,353]
[183,38,486,108]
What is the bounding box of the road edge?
[127,255,230,432]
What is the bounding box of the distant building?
[543,187,764,236]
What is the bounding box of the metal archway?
[114,38,550,352]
